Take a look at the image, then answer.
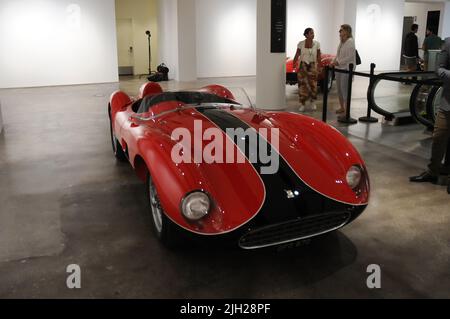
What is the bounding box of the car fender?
[133,126,266,236]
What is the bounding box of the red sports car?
[108,82,369,249]
[286,54,336,90]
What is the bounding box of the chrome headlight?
[181,192,211,221]
[346,166,362,190]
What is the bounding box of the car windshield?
[137,87,253,114]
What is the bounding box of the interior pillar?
[256,0,286,110]
[157,0,197,82]
[176,0,197,82]
[442,1,450,39]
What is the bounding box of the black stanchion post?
[338,64,357,124]
[359,63,379,123]
[322,66,329,123]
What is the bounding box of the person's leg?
[335,73,345,113]
[405,57,416,84]
[442,135,450,175]
[428,110,450,176]
[445,112,450,195]
[445,138,450,171]
[308,64,318,111]
[447,137,450,194]
[339,73,349,115]
[305,64,317,110]
[412,110,450,183]
[298,67,308,111]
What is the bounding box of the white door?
[116,19,134,75]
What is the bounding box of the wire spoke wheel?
[145,174,181,248]
[148,176,163,234]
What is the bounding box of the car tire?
[109,107,127,162]
[146,173,181,249]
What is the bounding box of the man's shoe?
[447,183,450,195]
[409,172,438,184]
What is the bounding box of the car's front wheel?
[146,174,180,248]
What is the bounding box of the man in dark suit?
[410,38,450,194]
[404,24,420,72]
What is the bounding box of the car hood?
[138,106,369,235]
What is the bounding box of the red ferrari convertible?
[108,82,369,249]
[286,54,336,90]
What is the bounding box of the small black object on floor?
[148,63,170,82]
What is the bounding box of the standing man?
[404,24,420,72]
[410,38,450,195]
[423,28,443,70]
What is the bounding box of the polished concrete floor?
[0,76,448,298]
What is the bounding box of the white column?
[442,1,450,39]
[158,0,178,80]
[256,0,286,110]
[157,0,197,82]
[177,0,197,82]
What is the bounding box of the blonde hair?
[341,24,353,39]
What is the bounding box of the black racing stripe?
[196,107,353,226]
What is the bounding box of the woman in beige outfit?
[330,24,356,116]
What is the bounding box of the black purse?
[356,50,362,66]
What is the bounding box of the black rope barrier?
[338,64,357,124]
[321,65,443,124]
[359,63,379,123]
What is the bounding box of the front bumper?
[173,204,366,250]
[238,211,355,250]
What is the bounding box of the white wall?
[404,1,446,47]
[355,0,405,71]
[196,0,257,78]
[115,0,159,75]
[287,0,340,59]
[195,0,345,78]
[160,0,419,77]
[0,0,118,88]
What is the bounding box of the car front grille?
[239,212,351,250]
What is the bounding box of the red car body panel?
[111,91,266,235]
[227,109,369,205]
[109,83,369,237]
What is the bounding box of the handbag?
[356,50,362,65]
[156,63,170,81]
